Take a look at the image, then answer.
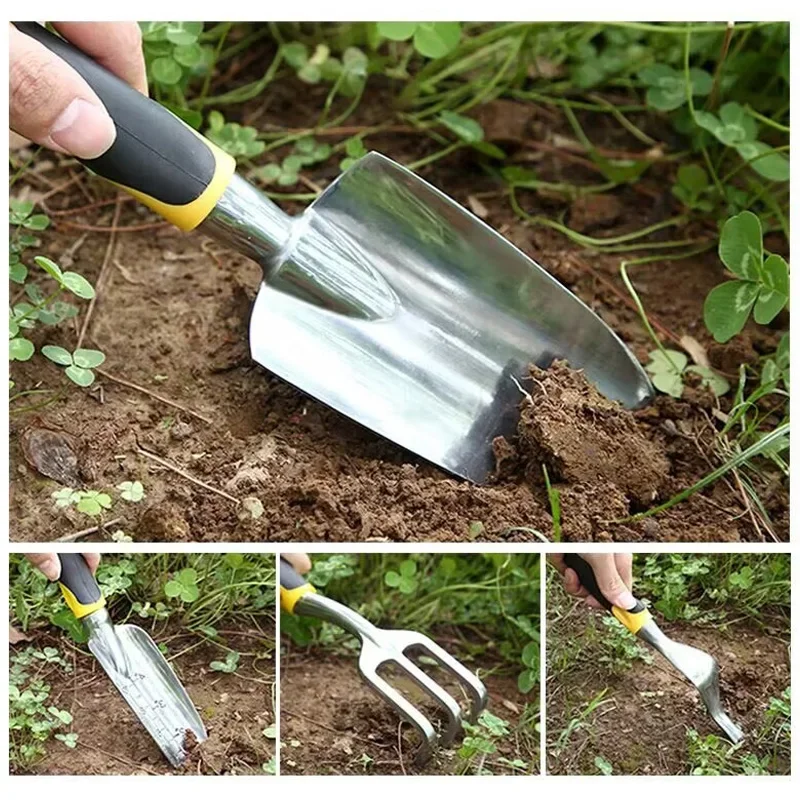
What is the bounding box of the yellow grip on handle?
[118,133,236,232]
[612,605,652,634]
[280,583,316,614]
[59,583,106,619]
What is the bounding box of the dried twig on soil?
[76,196,122,349]
[96,368,213,424]
[137,447,240,504]
[52,219,169,233]
[55,518,123,542]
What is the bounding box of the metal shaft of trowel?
[201,174,293,279]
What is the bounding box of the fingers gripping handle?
[563,554,651,634]
[12,22,236,231]
[279,557,316,614]
[58,554,106,619]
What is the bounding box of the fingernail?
[614,590,636,609]
[49,98,116,159]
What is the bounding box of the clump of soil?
[13,624,275,776]
[547,611,790,775]
[518,360,669,504]
[281,647,534,775]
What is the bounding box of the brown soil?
[281,644,535,775]
[9,82,788,543]
[547,608,790,775]
[12,622,275,776]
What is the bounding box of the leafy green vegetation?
[281,553,539,775]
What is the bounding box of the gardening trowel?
[563,554,744,743]
[280,557,488,763]
[56,554,207,765]
[16,23,653,483]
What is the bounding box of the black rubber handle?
[280,557,308,591]
[13,22,235,230]
[563,554,615,610]
[57,553,105,619]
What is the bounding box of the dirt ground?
[281,642,535,774]
[9,78,788,543]
[547,610,790,775]
[12,621,275,776]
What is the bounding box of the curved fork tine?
[359,666,438,764]
[397,631,489,722]
[391,653,463,746]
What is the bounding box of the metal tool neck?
[294,593,381,645]
[83,609,131,676]
[201,174,294,279]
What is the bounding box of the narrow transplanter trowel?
[564,554,744,743]
[16,21,654,484]
[57,554,207,765]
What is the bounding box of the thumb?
[593,560,635,609]
[9,24,116,159]
[26,553,61,581]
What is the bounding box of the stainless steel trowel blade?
[249,152,653,482]
[88,619,207,766]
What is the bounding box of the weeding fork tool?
[280,557,488,763]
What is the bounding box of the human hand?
[9,22,147,158]
[549,553,634,609]
[26,553,100,581]
[282,553,312,574]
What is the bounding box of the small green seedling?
[645,349,729,398]
[761,334,789,390]
[438,111,505,159]
[339,136,368,172]
[728,566,755,590]
[384,559,418,594]
[377,22,462,59]
[206,110,265,159]
[118,480,145,502]
[518,638,540,693]
[257,137,332,187]
[694,103,789,182]
[209,650,240,673]
[9,251,95,367]
[638,63,712,111]
[41,346,105,387]
[283,42,367,97]
[75,490,113,516]
[704,211,789,343]
[55,732,78,749]
[458,710,510,771]
[51,488,113,517]
[165,568,200,603]
[594,755,614,775]
[672,164,714,212]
